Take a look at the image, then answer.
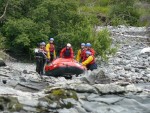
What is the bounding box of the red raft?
[45,58,86,77]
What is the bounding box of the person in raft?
[82,51,97,71]
[35,42,47,75]
[60,43,74,58]
[46,38,56,63]
[85,43,96,56]
[76,43,86,62]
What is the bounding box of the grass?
[79,6,110,15]
[135,1,150,26]
[78,0,150,26]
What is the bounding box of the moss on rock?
[0,96,23,112]
[62,102,74,109]
[36,104,49,113]
[46,89,78,101]
[43,89,78,109]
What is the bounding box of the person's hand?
[47,56,50,60]
[46,59,50,63]
[34,48,39,53]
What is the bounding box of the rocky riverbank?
[0,26,150,113]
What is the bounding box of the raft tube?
[45,58,86,77]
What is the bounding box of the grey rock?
[116,82,130,86]
[23,106,37,112]
[124,66,131,71]
[58,108,79,113]
[81,70,111,84]
[38,101,49,108]
[13,70,22,76]
[116,97,150,113]
[126,84,142,93]
[75,106,87,113]
[49,102,58,108]
[148,57,150,61]
[136,66,147,69]
[0,58,6,67]
[146,74,150,78]
[93,84,125,94]
[80,100,106,113]
[23,70,28,74]
[131,68,135,72]
[87,94,124,105]
[135,68,140,73]
[19,77,27,82]
[66,83,97,93]
[141,77,149,82]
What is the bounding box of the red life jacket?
[60,47,74,58]
[81,49,86,61]
[87,48,95,56]
[85,55,95,65]
[49,43,55,52]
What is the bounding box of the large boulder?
[0,58,6,67]
[81,70,111,84]
[93,84,125,94]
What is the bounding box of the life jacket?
[81,49,86,61]
[39,47,47,54]
[87,48,95,56]
[36,47,47,59]
[64,48,71,57]
[85,55,95,65]
[49,43,55,52]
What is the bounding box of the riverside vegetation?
[0,0,149,60]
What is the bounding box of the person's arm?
[82,56,93,66]
[60,48,64,58]
[46,44,50,59]
[54,50,56,59]
[76,49,81,62]
[91,48,95,56]
[70,48,74,58]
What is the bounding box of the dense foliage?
[109,0,140,26]
[0,0,149,60]
[79,0,149,26]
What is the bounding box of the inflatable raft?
[45,58,86,78]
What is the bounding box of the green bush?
[79,6,109,14]
[0,34,6,49]
[91,29,117,60]
[3,18,49,54]
[109,0,140,26]
[1,0,115,60]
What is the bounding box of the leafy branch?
[0,0,9,21]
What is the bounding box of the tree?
[0,0,9,21]
[1,0,115,60]
[109,0,140,26]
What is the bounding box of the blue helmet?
[86,43,91,47]
[81,43,85,46]
[40,42,46,46]
[49,38,54,41]
[86,51,91,55]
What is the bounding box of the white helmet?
[67,43,71,47]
